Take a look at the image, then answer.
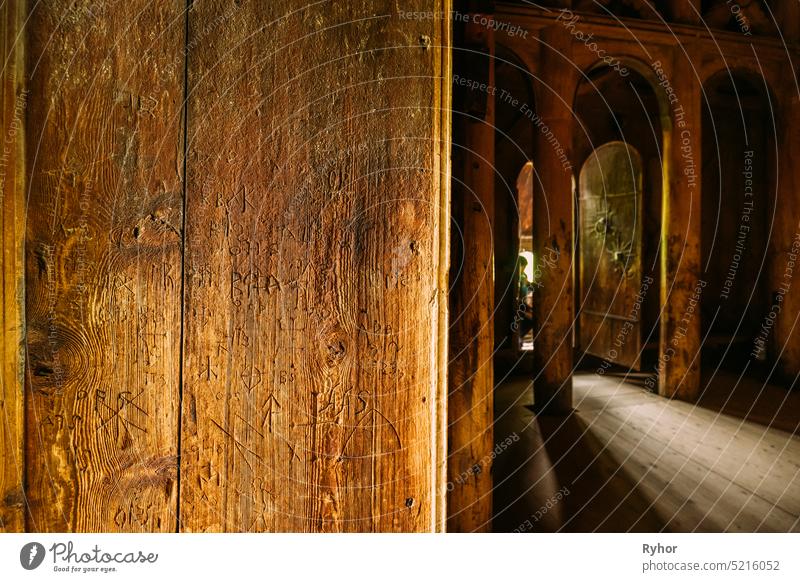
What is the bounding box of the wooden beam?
[24,1,185,532]
[496,3,794,57]
[0,0,26,533]
[180,1,451,532]
[447,13,494,532]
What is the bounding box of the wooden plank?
[578,402,800,532]
[180,0,450,532]
[579,411,798,532]
[24,1,185,531]
[574,375,800,531]
[0,0,26,533]
[434,2,452,534]
[447,12,494,532]
[609,402,800,516]
[521,399,668,532]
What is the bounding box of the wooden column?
[771,91,800,379]
[669,0,702,25]
[180,1,451,532]
[24,1,185,531]
[448,13,494,532]
[658,53,702,401]
[0,0,26,533]
[532,28,575,414]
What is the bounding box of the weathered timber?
[24,1,185,531]
[0,0,26,533]
[180,0,450,532]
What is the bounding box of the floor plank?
[494,372,800,532]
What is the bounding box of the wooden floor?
[492,372,800,532]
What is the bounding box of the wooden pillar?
[658,53,702,401]
[448,11,494,532]
[669,0,702,25]
[532,28,575,414]
[774,0,800,42]
[180,1,451,532]
[24,2,185,531]
[0,0,26,533]
[771,92,800,379]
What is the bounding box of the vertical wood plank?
[24,1,185,531]
[434,0,452,535]
[0,0,27,533]
[180,0,450,532]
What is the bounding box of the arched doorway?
[578,142,645,369]
[515,161,535,351]
[493,45,536,375]
[572,64,666,380]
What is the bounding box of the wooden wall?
[6,0,450,533]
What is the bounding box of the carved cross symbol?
[95,389,148,436]
[112,273,135,298]
[229,185,253,214]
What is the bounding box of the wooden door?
[578,142,644,370]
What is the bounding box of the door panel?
[579,142,643,370]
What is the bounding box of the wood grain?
[0,0,27,533]
[180,0,450,532]
[9,0,799,534]
[24,0,185,531]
